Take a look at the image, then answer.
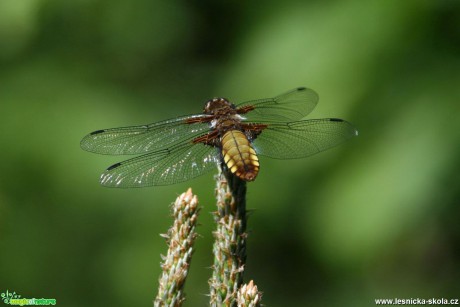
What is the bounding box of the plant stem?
[237,280,262,307]
[209,164,247,306]
[154,188,200,307]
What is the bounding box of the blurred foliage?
[1,0,459,306]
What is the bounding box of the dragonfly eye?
[203,98,234,114]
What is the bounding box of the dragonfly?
[80,87,358,187]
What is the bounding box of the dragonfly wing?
[80,114,212,155]
[236,87,319,122]
[100,142,219,187]
[252,118,358,159]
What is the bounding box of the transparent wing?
[80,114,212,155]
[236,87,319,122]
[100,142,219,187]
[252,118,358,159]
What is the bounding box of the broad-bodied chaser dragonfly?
[81,87,358,187]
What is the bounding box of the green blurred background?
[1,0,459,306]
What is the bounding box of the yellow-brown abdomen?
[221,130,259,181]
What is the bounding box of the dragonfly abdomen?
[221,130,259,181]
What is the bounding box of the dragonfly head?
[203,98,235,115]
